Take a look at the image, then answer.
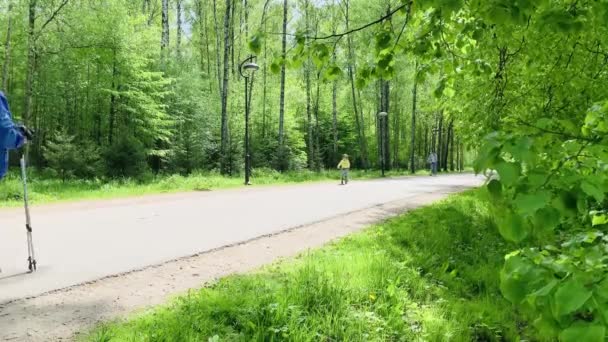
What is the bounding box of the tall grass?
[85,191,539,342]
[0,168,442,207]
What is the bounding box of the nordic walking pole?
[20,150,37,272]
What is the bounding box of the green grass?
[85,191,538,342]
[0,168,453,208]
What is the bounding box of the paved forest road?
[0,174,482,304]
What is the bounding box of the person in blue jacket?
[0,91,31,179]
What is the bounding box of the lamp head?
[242,62,259,76]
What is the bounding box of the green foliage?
[104,137,148,179]
[413,0,608,338]
[475,116,608,339]
[248,31,264,54]
[43,131,102,181]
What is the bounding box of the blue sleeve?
[0,92,24,150]
[0,149,8,179]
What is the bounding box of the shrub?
[104,136,148,178]
[43,131,102,181]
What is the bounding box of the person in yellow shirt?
[337,154,351,185]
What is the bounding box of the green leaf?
[487,179,502,198]
[434,78,446,98]
[291,55,303,69]
[270,62,281,74]
[560,322,605,342]
[248,32,264,54]
[504,136,535,164]
[594,277,608,300]
[554,279,592,317]
[527,170,547,187]
[514,192,551,216]
[375,30,392,51]
[324,66,343,81]
[312,43,330,68]
[533,207,560,232]
[553,191,579,217]
[500,254,531,303]
[444,87,456,98]
[445,0,464,14]
[592,214,608,226]
[582,181,605,202]
[474,136,501,174]
[530,279,558,298]
[498,211,527,242]
[496,161,521,187]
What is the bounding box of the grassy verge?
[0,168,455,208]
[86,191,538,342]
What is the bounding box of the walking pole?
[20,151,37,272]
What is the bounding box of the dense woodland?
[3,0,608,339]
[0,0,465,179]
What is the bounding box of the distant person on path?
[427,152,438,176]
[0,91,29,180]
[337,154,351,185]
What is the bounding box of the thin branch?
[36,0,70,40]
[515,118,597,143]
[39,43,115,56]
[259,0,272,28]
[392,2,412,51]
[542,140,590,187]
[311,3,406,40]
[265,3,407,40]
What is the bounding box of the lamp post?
[239,55,259,185]
[378,111,388,177]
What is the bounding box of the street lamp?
[239,55,259,185]
[378,111,388,177]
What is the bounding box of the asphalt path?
[0,173,483,304]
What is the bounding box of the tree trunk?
[230,0,235,75]
[109,49,118,144]
[176,0,183,59]
[304,1,313,169]
[95,61,102,145]
[243,0,249,36]
[161,0,169,63]
[314,72,321,170]
[332,69,338,161]
[376,81,382,165]
[437,112,443,172]
[380,79,390,170]
[213,0,223,94]
[220,0,232,174]
[455,136,460,172]
[392,95,399,167]
[260,0,271,140]
[409,63,418,173]
[345,0,368,168]
[2,1,14,91]
[305,63,313,169]
[460,141,465,171]
[278,0,287,153]
[444,118,453,172]
[431,115,436,153]
[424,123,429,166]
[196,0,211,86]
[449,124,455,171]
[24,0,37,125]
